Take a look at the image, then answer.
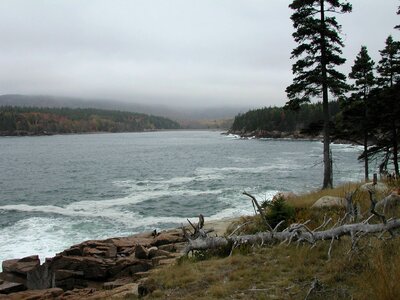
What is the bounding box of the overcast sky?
[0,0,399,109]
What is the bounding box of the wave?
[224,134,241,140]
[0,189,226,220]
[331,144,364,152]
[113,173,224,190]
[195,163,301,176]
[0,186,282,272]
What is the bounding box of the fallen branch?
[242,192,273,232]
[183,218,400,254]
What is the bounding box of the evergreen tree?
[285,0,352,189]
[377,36,400,87]
[347,46,376,180]
[377,36,400,176]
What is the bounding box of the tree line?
[231,1,400,189]
[0,106,180,135]
[230,101,340,134]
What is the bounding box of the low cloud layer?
[0,0,398,108]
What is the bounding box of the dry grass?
[285,182,361,208]
[145,238,400,300]
[140,181,400,300]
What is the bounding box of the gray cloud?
[0,0,398,108]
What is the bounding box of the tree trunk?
[183,219,400,254]
[393,125,399,176]
[364,131,369,181]
[320,0,332,189]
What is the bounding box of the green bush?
[264,197,296,229]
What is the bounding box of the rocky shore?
[227,129,321,140]
[0,218,234,299]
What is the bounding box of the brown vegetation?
[141,180,400,300]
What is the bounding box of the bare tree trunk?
[183,219,400,254]
[364,132,369,181]
[393,125,399,177]
[320,0,332,189]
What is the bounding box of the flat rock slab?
[0,281,26,294]
[0,288,63,300]
[2,256,40,276]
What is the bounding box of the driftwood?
[183,218,400,254]
[182,191,400,257]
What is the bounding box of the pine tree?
[347,46,375,180]
[285,0,352,189]
[377,36,400,87]
[377,36,400,176]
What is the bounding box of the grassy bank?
[139,180,400,299]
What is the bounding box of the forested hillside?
[0,106,180,136]
[230,101,340,137]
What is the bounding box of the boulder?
[62,246,82,256]
[0,271,26,285]
[1,288,63,300]
[391,188,400,195]
[0,281,26,294]
[54,270,87,291]
[148,248,171,259]
[50,255,111,280]
[88,283,139,299]
[151,233,185,247]
[360,182,389,193]
[106,237,152,249]
[376,194,400,215]
[311,196,346,208]
[2,256,40,276]
[158,244,177,252]
[27,263,53,290]
[108,257,151,279]
[103,277,132,290]
[81,242,117,259]
[134,244,148,260]
[117,247,135,257]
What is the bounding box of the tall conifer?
[377,36,400,176]
[286,0,352,189]
[348,46,375,180]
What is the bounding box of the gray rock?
[360,182,389,193]
[376,194,400,214]
[311,196,346,208]
[27,263,53,290]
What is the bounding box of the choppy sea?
[0,130,366,266]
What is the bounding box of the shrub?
[264,197,296,229]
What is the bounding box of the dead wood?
[242,191,273,231]
[182,191,400,257]
[183,218,400,254]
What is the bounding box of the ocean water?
[0,130,365,265]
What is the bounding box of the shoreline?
[0,128,227,138]
[0,215,238,298]
[225,130,359,145]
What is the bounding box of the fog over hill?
[0,94,249,124]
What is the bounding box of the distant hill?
[0,106,180,136]
[0,94,246,124]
